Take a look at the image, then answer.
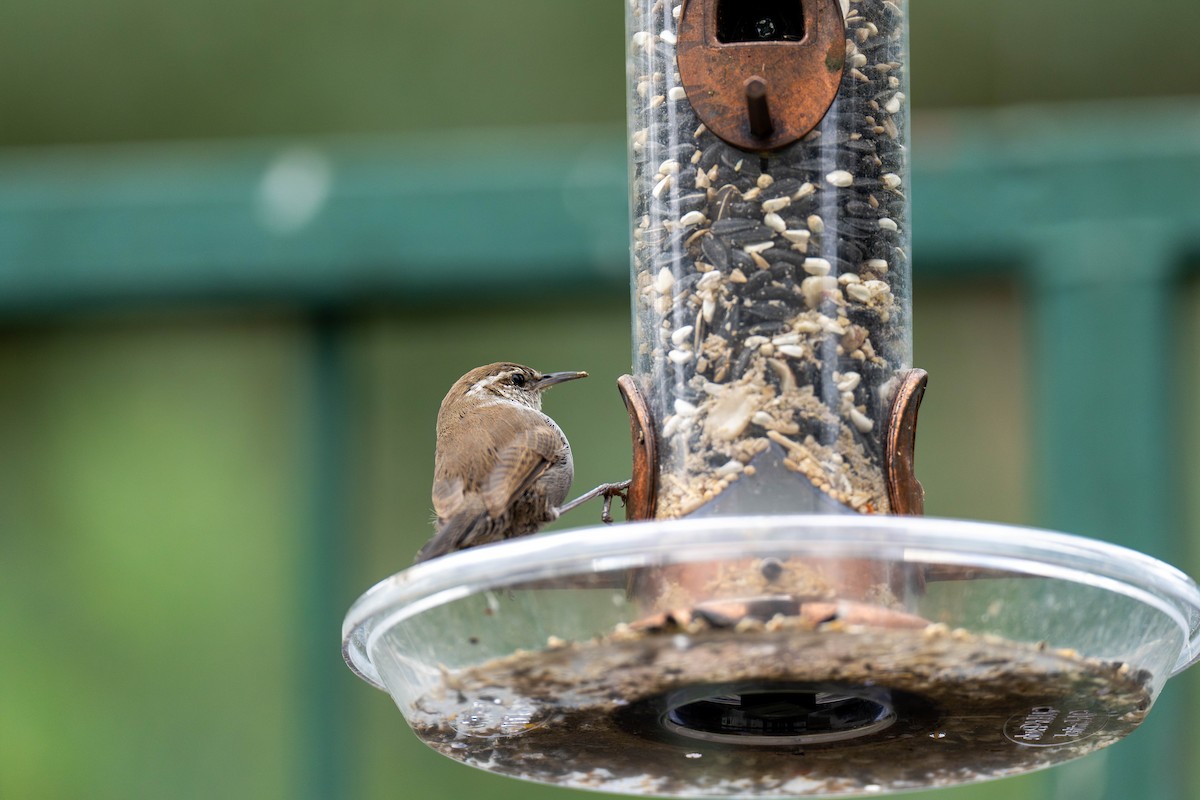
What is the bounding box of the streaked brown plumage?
[414,362,587,563]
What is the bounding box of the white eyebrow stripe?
[466,374,505,396]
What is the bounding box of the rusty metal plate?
[677,0,846,152]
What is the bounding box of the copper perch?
[618,374,658,521]
[884,368,928,516]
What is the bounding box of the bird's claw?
[557,479,633,523]
[600,480,632,525]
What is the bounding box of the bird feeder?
[342,0,1200,796]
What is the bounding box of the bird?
[414,362,590,563]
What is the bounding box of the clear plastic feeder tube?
[629,0,911,520]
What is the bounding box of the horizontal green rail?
[1,100,1199,316]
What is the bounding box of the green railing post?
[1029,219,1184,799]
[301,312,353,800]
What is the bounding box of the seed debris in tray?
[409,618,1152,797]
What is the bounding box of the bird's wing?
[431,473,466,521]
[481,425,562,518]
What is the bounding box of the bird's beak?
[535,371,589,390]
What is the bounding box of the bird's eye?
[511,373,527,387]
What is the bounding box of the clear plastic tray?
[343,515,1200,797]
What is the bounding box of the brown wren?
[415,362,590,563]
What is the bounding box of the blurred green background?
[2,1,1199,799]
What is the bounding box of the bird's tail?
[414,509,490,563]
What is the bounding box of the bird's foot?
[599,480,632,524]
[558,479,633,524]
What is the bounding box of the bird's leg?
[557,480,632,524]
[600,489,619,525]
